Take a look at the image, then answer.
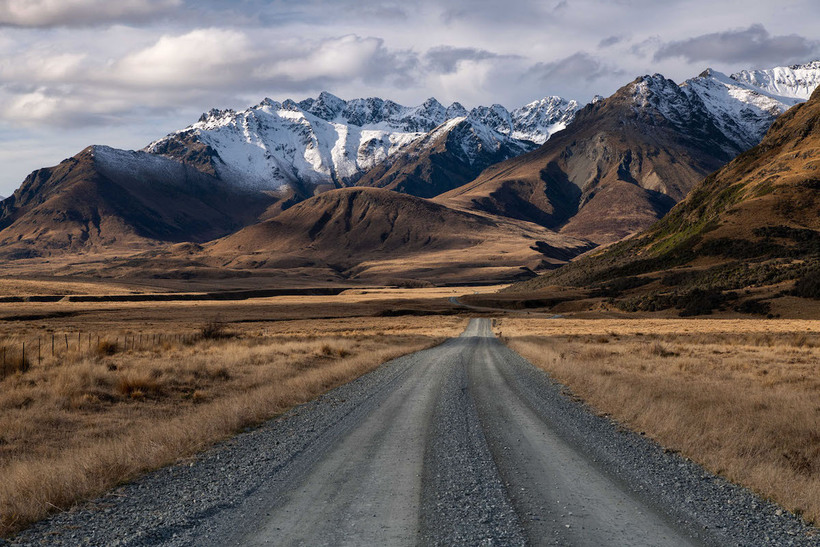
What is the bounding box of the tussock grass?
[498,318,820,525]
[0,316,466,537]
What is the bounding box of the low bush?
[792,269,820,300]
[200,319,231,340]
[96,340,119,356]
[616,289,738,316]
[733,299,772,316]
[677,289,733,317]
[589,276,653,298]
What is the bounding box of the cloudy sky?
[0,0,819,195]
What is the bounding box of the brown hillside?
[0,146,275,258]
[436,75,740,244]
[508,86,820,302]
[204,187,594,283]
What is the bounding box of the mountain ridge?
[506,84,820,303]
[0,145,275,258]
[144,92,580,195]
[435,61,820,245]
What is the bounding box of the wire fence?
[0,331,200,380]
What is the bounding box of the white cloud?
[261,36,386,82]
[0,0,181,27]
[0,52,87,81]
[2,0,820,195]
[3,89,63,121]
[114,28,257,88]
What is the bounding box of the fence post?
[22,341,26,371]
[65,333,69,352]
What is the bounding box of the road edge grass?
[0,335,450,538]
[497,323,820,529]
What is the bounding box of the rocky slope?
[437,61,820,245]
[508,83,820,301]
[354,117,532,198]
[198,187,594,283]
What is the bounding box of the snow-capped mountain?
[510,97,579,143]
[356,115,535,198]
[436,61,820,245]
[631,61,820,154]
[145,92,579,194]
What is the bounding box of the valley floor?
[0,281,817,543]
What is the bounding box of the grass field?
[0,313,467,536]
[497,318,820,526]
[3,276,819,537]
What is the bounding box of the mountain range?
[507,82,820,314]
[0,61,818,286]
[437,62,820,244]
[145,93,579,197]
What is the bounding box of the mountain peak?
[422,97,444,109]
[446,102,468,118]
[198,107,235,123]
[300,91,346,119]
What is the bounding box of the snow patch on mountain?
[731,60,820,101]
[146,92,580,191]
[510,97,579,144]
[629,61,820,153]
[91,145,195,185]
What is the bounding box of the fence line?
[0,330,201,380]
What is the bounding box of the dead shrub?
[96,340,119,356]
[208,366,231,381]
[116,375,161,398]
[0,348,31,378]
[200,319,231,340]
[648,341,677,357]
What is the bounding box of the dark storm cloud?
[598,35,626,49]
[654,24,820,65]
[424,46,519,74]
[527,52,611,84]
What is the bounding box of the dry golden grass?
[497,318,820,525]
[0,315,466,536]
[0,278,147,297]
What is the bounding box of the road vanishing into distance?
[14,319,816,546]
[225,319,693,546]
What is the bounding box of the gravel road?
[10,319,817,546]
